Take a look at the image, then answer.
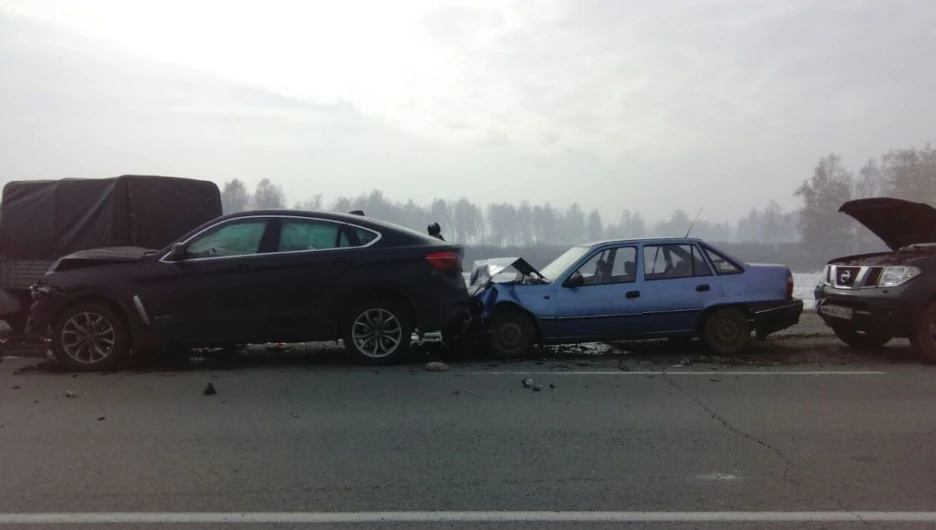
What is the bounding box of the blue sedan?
[463,237,803,357]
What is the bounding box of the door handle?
[235,263,251,270]
[696,284,710,292]
[331,257,355,265]
[625,290,640,299]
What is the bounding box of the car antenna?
[684,207,703,237]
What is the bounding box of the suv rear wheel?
[51,303,130,371]
[343,300,412,365]
[832,327,892,349]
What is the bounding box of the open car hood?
[467,257,544,296]
[839,198,936,251]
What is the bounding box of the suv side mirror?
[563,271,584,288]
[167,243,187,262]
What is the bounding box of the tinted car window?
[279,219,341,252]
[186,219,268,258]
[354,227,379,245]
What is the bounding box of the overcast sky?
[1,0,934,223]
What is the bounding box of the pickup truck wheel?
[343,300,412,365]
[489,311,536,358]
[51,303,130,372]
[832,327,892,349]
[912,303,936,361]
[702,307,751,355]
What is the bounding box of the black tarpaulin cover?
[0,175,222,259]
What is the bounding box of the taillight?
[426,251,462,272]
[786,273,794,299]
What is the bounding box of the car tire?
[912,302,936,361]
[489,311,536,358]
[832,327,892,349]
[702,307,751,355]
[51,303,131,372]
[343,300,413,365]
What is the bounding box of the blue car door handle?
[696,284,710,292]
[625,290,640,299]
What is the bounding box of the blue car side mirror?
[563,271,584,288]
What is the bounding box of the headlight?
[30,283,55,301]
[822,265,831,284]
[878,266,920,287]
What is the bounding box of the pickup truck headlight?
[878,266,920,287]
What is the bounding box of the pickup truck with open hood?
[815,197,936,359]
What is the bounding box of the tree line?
[794,143,936,260]
[220,178,799,246]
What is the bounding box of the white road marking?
[0,511,935,524]
[461,370,885,376]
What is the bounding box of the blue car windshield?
[540,245,591,282]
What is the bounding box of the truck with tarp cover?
[0,175,222,338]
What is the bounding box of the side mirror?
[563,271,584,288]
[167,243,187,262]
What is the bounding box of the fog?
[1,0,935,267]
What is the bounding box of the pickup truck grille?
[829,265,883,289]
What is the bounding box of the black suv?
[815,197,936,359]
[29,210,469,370]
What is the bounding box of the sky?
[1,0,935,223]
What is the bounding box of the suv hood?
[839,197,936,251]
[49,246,157,273]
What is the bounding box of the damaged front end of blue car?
[446,257,548,346]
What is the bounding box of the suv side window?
[643,244,712,280]
[185,219,269,259]
[353,227,379,246]
[278,219,342,252]
[704,246,742,274]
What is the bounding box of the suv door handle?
[696,284,710,292]
[331,257,355,265]
[625,290,640,299]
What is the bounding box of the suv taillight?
[426,251,462,272]
[786,273,794,299]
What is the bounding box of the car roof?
[217,209,436,239]
[581,237,706,247]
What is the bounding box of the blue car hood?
[467,257,544,296]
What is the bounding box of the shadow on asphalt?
[5,334,934,375]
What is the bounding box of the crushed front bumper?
[751,298,804,338]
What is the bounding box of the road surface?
[1,314,935,529]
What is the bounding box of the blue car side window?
[572,247,637,285]
[644,244,712,280]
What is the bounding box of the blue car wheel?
[489,311,535,358]
[702,307,751,355]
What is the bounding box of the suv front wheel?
[51,303,130,371]
[912,302,936,361]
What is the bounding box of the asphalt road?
[1,315,936,529]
